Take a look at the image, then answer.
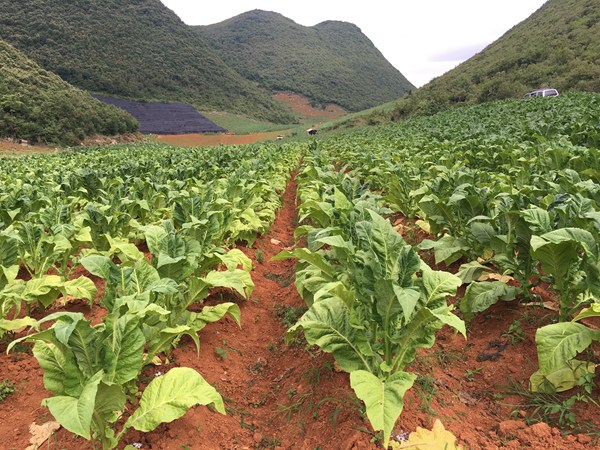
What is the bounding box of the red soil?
[155,131,288,147]
[273,93,347,122]
[0,176,598,449]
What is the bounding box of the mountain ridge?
[196,9,415,112]
[0,0,294,123]
[382,0,600,120]
[0,39,138,145]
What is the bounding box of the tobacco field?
[0,93,599,449]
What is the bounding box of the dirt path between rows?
[0,174,597,450]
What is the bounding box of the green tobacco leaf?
[420,265,462,308]
[535,322,600,374]
[67,319,100,379]
[430,306,466,338]
[532,228,597,258]
[530,238,580,289]
[530,360,596,393]
[393,286,420,323]
[147,325,200,360]
[63,276,97,304]
[460,281,518,320]
[350,370,416,448]
[216,248,253,271]
[93,382,126,439]
[129,260,161,294]
[419,235,469,265]
[23,275,63,308]
[107,236,144,261]
[80,254,117,282]
[143,225,168,257]
[42,371,103,440]
[0,316,36,336]
[521,207,552,233]
[103,315,145,384]
[272,248,336,278]
[573,303,600,322]
[470,222,496,247]
[203,269,254,299]
[456,261,493,284]
[334,187,353,210]
[33,340,83,397]
[391,308,444,371]
[192,303,241,329]
[124,367,224,433]
[288,297,373,372]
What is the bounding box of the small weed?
[250,357,266,374]
[303,366,322,386]
[8,340,32,362]
[251,395,267,408]
[257,435,282,449]
[414,374,437,418]
[222,340,243,355]
[215,346,228,360]
[267,342,278,353]
[502,376,599,432]
[255,249,265,264]
[0,381,16,402]
[317,390,366,432]
[503,319,526,344]
[434,348,463,370]
[275,304,307,328]
[465,367,483,382]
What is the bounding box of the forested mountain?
[0,40,137,146]
[0,0,294,123]
[384,0,600,120]
[197,10,415,112]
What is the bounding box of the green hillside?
[372,0,600,122]
[0,0,293,123]
[196,10,414,112]
[0,40,137,146]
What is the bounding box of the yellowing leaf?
[415,220,431,234]
[393,419,463,450]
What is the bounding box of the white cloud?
[161,0,547,87]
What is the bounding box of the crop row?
[278,94,600,446]
[320,93,600,395]
[0,143,302,449]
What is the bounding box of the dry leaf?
[458,391,478,406]
[522,301,559,311]
[483,272,515,283]
[392,419,463,450]
[26,421,60,450]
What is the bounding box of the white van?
[524,88,559,98]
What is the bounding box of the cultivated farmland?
[0,93,599,449]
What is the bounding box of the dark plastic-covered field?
[93,95,226,134]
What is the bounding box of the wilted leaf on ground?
[392,419,463,449]
[25,421,60,450]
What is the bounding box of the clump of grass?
[255,248,265,264]
[0,381,16,402]
[275,304,307,328]
[502,376,599,435]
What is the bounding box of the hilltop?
[357,0,599,123]
[0,40,137,146]
[0,0,294,123]
[196,10,414,112]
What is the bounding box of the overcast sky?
[161,0,547,87]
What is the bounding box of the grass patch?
[202,111,293,135]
